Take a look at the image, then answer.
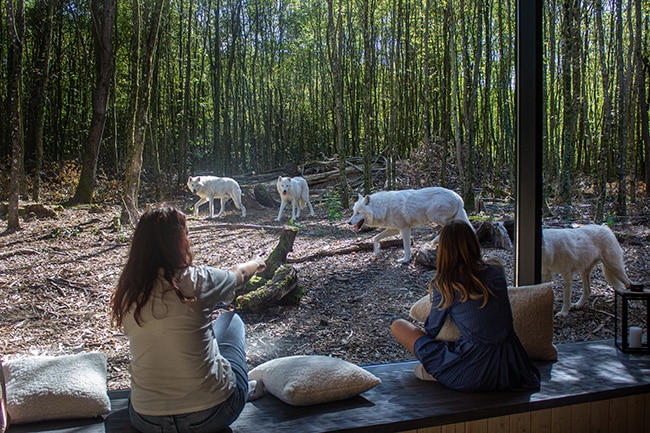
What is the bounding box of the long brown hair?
[111,205,194,327]
[430,220,495,309]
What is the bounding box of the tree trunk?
[633,0,649,196]
[68,0,116,205]
[327,0,349,208]
[558,0,581,206]
[25,0,54,203]
[594,0,613,222]
[4,0,25,233]
[121,0,165,225]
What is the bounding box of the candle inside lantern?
[629,326,643,349]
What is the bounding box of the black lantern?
[614,286,649,354]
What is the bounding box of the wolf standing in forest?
[187,176,246,218]
[348,187,471,263]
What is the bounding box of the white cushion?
[2,352,111,424]
[409,283,558,361]
[248,355,381,406]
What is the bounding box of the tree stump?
[253,184,280,208]
[476,221,513,251]
[260,226,297,279]
[235,226,302,312]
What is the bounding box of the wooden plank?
[530,408,551,433]
[416,427,442,433]
[509,411,531,432]
[645,393,650,433]
[588,399,610,433]
[486,415,510,433]
[440,424,463,433]
[570,402,590,433]
[465,418,488,433]
[551,406,572,433]
[627,394,646,433]
[608,396,628,432]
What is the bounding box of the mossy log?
[235,265,299,312]
[260,226,297,280]
[234,225,302,311]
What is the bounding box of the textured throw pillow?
[409,283,558,361]
[248,355,381,406]
[2,352,111,424]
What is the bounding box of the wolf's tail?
[602,258,630,290]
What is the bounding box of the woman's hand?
[231,257,266,285]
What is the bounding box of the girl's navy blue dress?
[414,264,541,392]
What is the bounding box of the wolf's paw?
[397,256,410,264]
[554,309,569,318]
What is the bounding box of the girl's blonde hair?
[430,220,496,309]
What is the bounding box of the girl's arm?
[230,257,266,286]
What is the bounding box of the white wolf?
[348,187,471,263]
[187,175,246,218]
[541,224,632,317]
[276,176,314,221]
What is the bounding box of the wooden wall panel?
[627,394,646,433]
[396,393,650,433]
[608,396,628,432]
[551,406,572,433]
[570,402,591,433]
[588,399,610,433]
[530,408,552,433]
[487,415,511,433]
[465,419,488,433]
[510,411,532,432]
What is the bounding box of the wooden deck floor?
[7,340,650,433]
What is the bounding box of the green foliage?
[470,212,495,222]
[3,0,645,214]
[325,191,344,223]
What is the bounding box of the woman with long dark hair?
[111,205,264,432]
[391,220,540,392]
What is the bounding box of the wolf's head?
[348,194,372,232]
[187,176,201,194]
[277,176,292,196]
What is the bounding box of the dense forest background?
[1,0,649,230]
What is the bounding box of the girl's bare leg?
[390,319,426,356]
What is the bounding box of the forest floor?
[1,180,650,391]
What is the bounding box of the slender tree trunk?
[558,0,581,206]
[69,0,116,205]
[25,0,54,203]
[121,0,165,224]
[361,0,376,195]
[594,0,613,222]
[440,0,453,188]
[615,0,631,215]
[327,0,349,207]
[4,0,25,233]
[633,0,649,196]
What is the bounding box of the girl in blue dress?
[391,220,540,392]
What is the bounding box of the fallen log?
[189,222,285,232]
[287,238,404,263]
[235,265,299,312]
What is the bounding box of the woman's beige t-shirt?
[123,266,238,416]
